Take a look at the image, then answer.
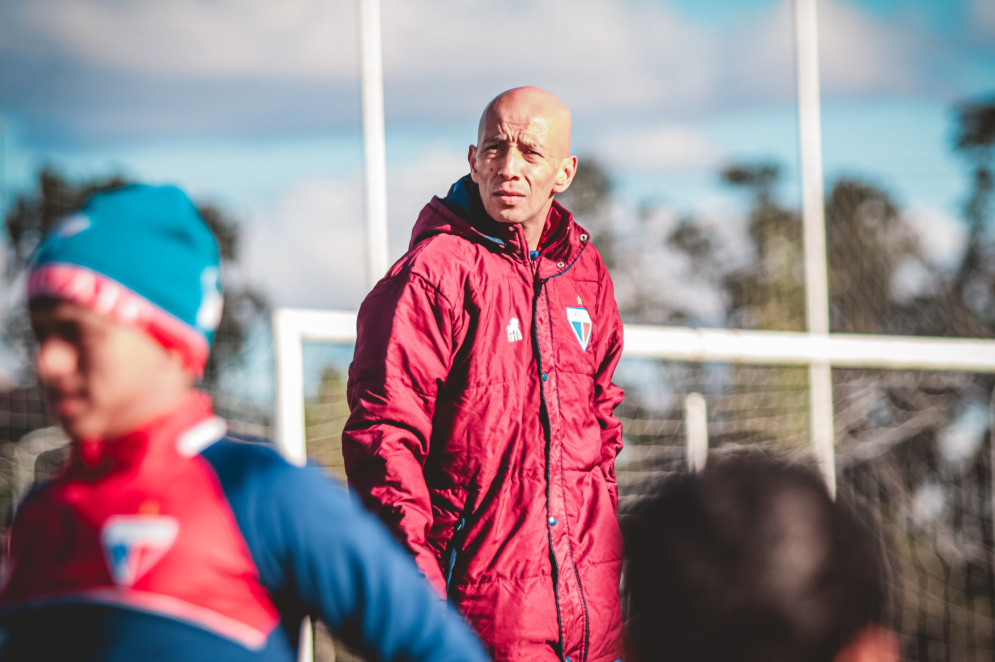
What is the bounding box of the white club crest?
[102,515,179,587]
[566,307,593,351]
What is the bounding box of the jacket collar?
[414,175,581,263]
[69,391,224,476]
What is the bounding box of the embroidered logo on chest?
[507,317,523,342]
[101,515,179,587]
[566,307,593,351]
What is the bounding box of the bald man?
[343,87,626,662]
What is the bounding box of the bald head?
[477,86,573,160]
[468,87,577,249]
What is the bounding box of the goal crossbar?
[274,306,995,469]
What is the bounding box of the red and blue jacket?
[0,392,488,662]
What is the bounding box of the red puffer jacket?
[343,176,625,662]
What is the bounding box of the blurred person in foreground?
[622,450,900,662]
[343,86,625,662]
[0,184,488,662]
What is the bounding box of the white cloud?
[19,0,360,78]
[606,201,739,325]
[245,145,467,311]
[381,0,719,114]
[10,0,728,115]
[3,0,975,145]
[385,146,469,257]
[595,123,724,171]
[889,259,933,302]
[720,0,797,103]
[816,0,927,96]
[246,178,368,310]
[969,0,995,40]
[903,203,966,268]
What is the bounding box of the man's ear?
[553,155,578,194]
[160,345,198,389]
[468,145,479,183]
[833,624,900,662]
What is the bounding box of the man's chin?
[56,414,100,441]
[485,210,525,226]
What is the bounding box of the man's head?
[26,185,223,440]
[468,87,577,241]
[622,450,899,662]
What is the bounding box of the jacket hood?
[409,175,580,262]
[409,175,504,250]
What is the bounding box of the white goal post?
[272,306,995,489]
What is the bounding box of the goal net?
[274,307,995,661]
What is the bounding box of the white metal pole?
[273,308,308,466]
[684,393,709,472]
[622,326,995,373]
[794,0,836,496]
[359,0,389,288]
[990,387,995,588]
[273,307,312,661]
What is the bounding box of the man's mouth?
[494,190,524,204]
[49,390,85,418]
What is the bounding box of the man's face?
[30,299,184,440]
[469,94,575,236]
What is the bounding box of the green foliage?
[557,155,619,271]
[3,169,129,279]
[954,96,995,156]
[950,96,995,310]
[304,367,351,480]
[567,97,995,660]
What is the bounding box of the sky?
[1,0,994,386]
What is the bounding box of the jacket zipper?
[534,244,593,662]
[530,267,565,662]
[444,516,468,598]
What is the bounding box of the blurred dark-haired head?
[621,449,898,662]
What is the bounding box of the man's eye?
[56,322,82,343]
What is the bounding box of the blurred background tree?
[562,95,995,660]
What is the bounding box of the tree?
[951,96,995,301]
[720,162,806,332]
[1,168,268,389]
[557,155,619,271]
[546,99,995,659]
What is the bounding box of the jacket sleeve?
[221,448,489,662]
[341,269,456,596]
[594,266,625,512]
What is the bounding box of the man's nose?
[496,148,522,178]
[36,337,77,382]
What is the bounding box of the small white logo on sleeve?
[506,317,523,342]
[196,267,224,332]
[54,213,92,239]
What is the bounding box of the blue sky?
[1,0,993,326]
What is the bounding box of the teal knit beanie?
[27,184,223,375]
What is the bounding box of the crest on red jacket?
[102,515,179,587]
[566,307,592,351]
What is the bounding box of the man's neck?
[523,202,555,251]
[523,221,543,252]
